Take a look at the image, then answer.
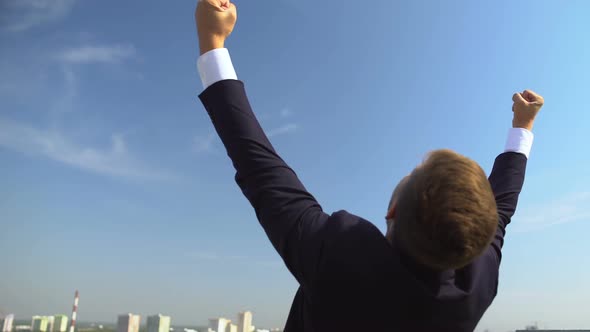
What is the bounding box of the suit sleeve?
[487,152,528,262]
[199,79,330,285]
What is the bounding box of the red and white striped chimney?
[69,290,79,332]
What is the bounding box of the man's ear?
[386,202,397,220]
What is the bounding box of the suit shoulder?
[324,210,388,245]
[315,211,395,286]
[328,210,377,229]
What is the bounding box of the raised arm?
[195,0,329,285]
[488,90,544,260]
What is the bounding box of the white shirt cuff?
[504,127,534,158]
[197,48,238,90]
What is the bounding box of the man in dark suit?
[194,1,544,331]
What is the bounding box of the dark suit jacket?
[199,80,528,332]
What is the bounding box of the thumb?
[218,0,232,10]
[522,89,544,104]
[199,0,220,10]
[225,2,236,14]
[512,93,526,105]
[202,0,226,10]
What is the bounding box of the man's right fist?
[512,90,544,131]
[195,0,237,55]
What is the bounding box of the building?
[32,317,49,332]
[117,314,141,332]
[53,315,68,332]
[208,318,230,332]
[228,325,237,332]
[147,315,170,332]
[2,314,14,332]
[46,316,55,332]
[237,312,252,332]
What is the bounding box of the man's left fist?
[195,0,237,55]
[512,90,544,131]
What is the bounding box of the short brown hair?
[393,149,498,270]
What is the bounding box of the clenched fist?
[195,0,237,55]
[512,90,544,131]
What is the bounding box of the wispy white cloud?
[513,192,590,233]
[49,66,77,118]
[193,133,217,154]
[58,44,137,64]
[187,251,282,268]
[0,118,172,180]
[189,252,222,261]
[280,108,293,118]
[1,0,76,32]
[267,123,298,138]
[0,38,155,179]
[193,123,298,154]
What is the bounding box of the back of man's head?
[393,149,498,270]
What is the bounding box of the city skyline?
[3,313,588,332]
[1,310,273,332]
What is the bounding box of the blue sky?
[1,0,590,330]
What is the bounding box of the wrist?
[199,35,225,55]
[512,120,534,131]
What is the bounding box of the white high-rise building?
[147,315,170,332]
[208,318,230,332]
[117,314,141,332]
[2,314,14,332]
[228,325,236,332]
[46,316,55,332]
[32,317,48,332]
[53,315,68,332]
[237,312,252,332]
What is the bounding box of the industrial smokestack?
[69,291,79,332]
